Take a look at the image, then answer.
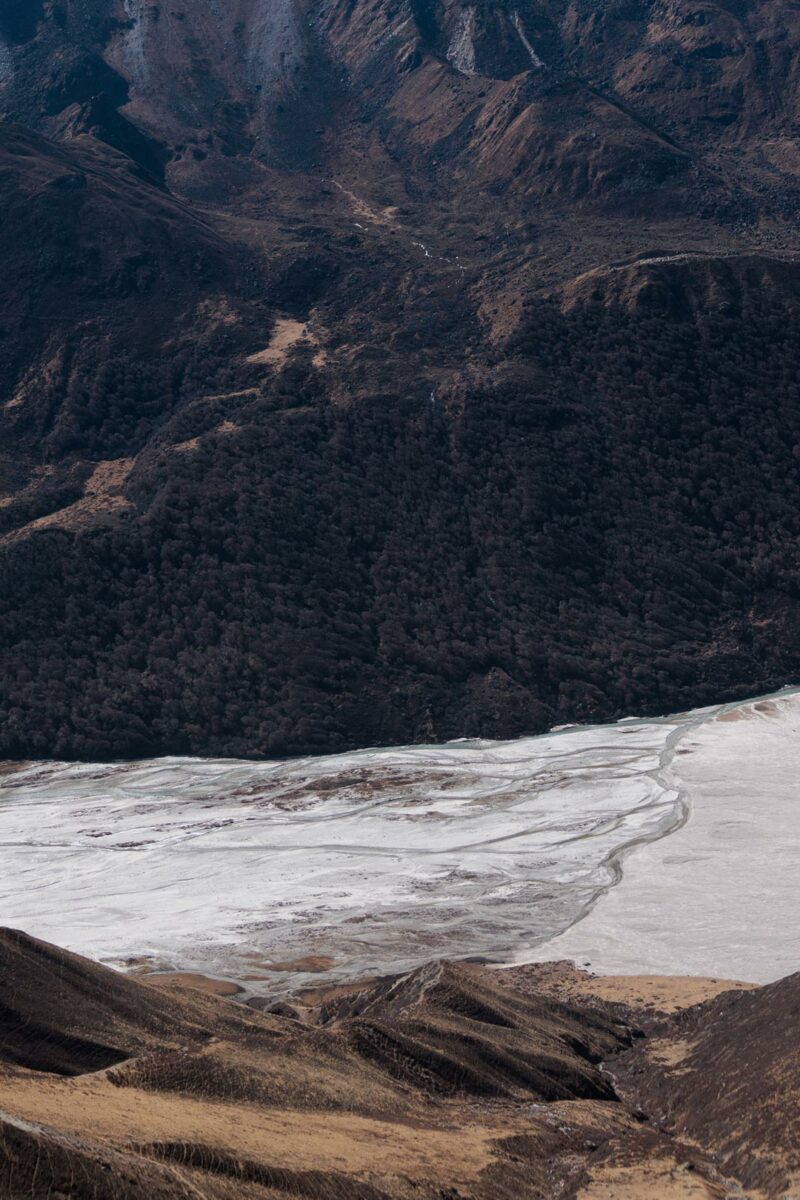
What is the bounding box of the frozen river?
[524,690,800,982]
[1,689,798,992]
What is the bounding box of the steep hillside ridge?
[0,120,270,545]
[0,927,183,1074]
[618,971,800,1197]
[0,931,797,1198]
[328,961,625,1101]
[0,927,287,1075]
[560,252,800,315]
[0,122,236,377]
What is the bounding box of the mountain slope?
[0,122,243,424]
[4,243,800,758]
[0,3,800,756]
[617,971,800,1196]
[0,931,797,1199]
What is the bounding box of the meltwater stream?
[0,690,797,992]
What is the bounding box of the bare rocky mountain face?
[1,1,800,757]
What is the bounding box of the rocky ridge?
[0,929,797,1198]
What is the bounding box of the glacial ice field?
[0,689,798,992]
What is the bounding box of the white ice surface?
[1,690,798,991]
[447,7,477,76]
[523,692,800,982]
[0,36,12,85]
[0,710,696,991]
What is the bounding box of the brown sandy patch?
[146,972,244,997]
[247,318,318,366]
[576,1158,726,1198]
[296,975,385,1006]
[572,974,756,1014]
[504,962,756,1016]
[645,1037,697,1068]
[332,180,398,229]
[200,387,259,402]
[4,348,68,411]
[717,699,780,722]
[171,421,240,453]
[0,761,27,776]
[1,458,135,544]
[259,955,336,974]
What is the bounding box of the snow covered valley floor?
[1,690,798,994]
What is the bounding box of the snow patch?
[4,690,797,992]
[0,36,13,85]
[447,7,477,77]
[512,11,544,69]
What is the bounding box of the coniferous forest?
[2,288,800,759]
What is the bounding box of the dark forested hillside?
[1,1,800,757]
[2,276,800,759]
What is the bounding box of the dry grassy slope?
[0,931,627,1104]
[0,930,796,1200]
